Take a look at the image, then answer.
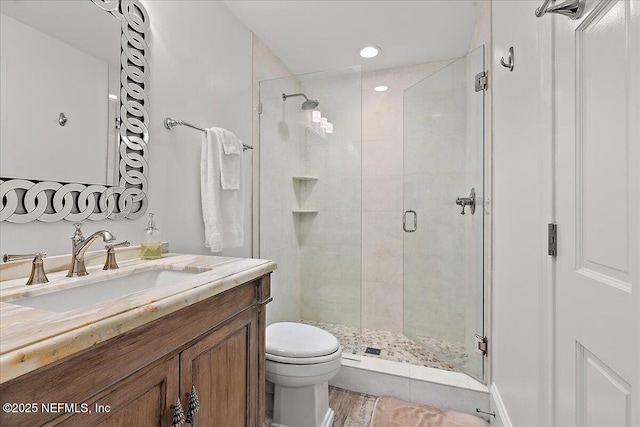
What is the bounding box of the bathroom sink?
[8,269,199,313]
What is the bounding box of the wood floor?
[329,386,378,427]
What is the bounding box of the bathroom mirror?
[0,0,149,223]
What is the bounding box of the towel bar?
[164,117,253,151]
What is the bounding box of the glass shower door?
[403,46,485,381]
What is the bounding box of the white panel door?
[555,1,639,426]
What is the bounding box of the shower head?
[301,98,320,110]
[282,93,320,110]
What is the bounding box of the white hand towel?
[217,127,242,155]
[201,129,223,252]
[212,127,242,190]
[217,131,244,249]
[200,128,244,252]
[220,173,244,249]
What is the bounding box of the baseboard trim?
[490,383,513,427]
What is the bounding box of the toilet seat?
[266,348,341,365]
[266,322,340,359]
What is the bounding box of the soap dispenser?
[141,213,162,259]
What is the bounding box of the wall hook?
[500,46,514,72]
[58,112,68,126]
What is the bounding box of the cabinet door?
[180,309,258,427]
[47,355,179,427]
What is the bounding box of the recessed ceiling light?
[359,46,380,59]
[374,86,388,92]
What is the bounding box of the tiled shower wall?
[298,69,362,329]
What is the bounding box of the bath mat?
[369,397,489,427]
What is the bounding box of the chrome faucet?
[67,223,115,277]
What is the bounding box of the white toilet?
[266,322,342,427]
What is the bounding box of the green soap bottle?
[141,213,162,259]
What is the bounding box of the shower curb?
[329,356,489,417]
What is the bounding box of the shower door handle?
[456,188,476,215]
[403,210,417,232]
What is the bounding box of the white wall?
[146,0,252,258]
[0,0,253,260]
[490,1,551,425]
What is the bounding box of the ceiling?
[224,0,481,76]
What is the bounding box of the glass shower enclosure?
[259,48,487,382]
[403,46,486,380]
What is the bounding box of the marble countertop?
[0,253,276,384]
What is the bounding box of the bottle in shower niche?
[141,213,162,259]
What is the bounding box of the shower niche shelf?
[292,175,318,214]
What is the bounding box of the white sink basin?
[9,269,199,313]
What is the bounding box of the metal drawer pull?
[171,398,186,427]
[403,210,417,232]
[186,386,200,425]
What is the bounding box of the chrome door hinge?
[475,334,488,356]
[548,223,557,257]
[475,71,487,92]
[258,103,262,114]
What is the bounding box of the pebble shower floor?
[302,321,468,372]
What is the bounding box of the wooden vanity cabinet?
[0,275,271,427]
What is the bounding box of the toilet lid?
[266,322,340,358]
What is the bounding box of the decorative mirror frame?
[0,0,149,223]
